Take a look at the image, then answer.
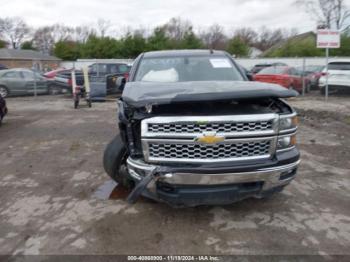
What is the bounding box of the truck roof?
[143,49,228,58]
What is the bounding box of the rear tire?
[320,87,326,95]
[47,84,60,95]
[0,86,9,98]
[103,135,132,188]
[74,99,79,109]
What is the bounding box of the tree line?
[0,17,300,59]
[0,0,349,60]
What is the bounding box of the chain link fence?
[237,56,350,99]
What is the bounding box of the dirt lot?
[0,93,349,256]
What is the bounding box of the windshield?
[328,62,350,71]
[257,66,287,75]
[134,56,244,82]
[305,65,324,72]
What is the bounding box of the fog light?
[279,168,297,180]
[277,135,296,150]
[278,136,291,148]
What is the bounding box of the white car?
[319,61,350,94]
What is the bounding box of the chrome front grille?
[148,121,273,134]
[148,140,271,162]
[141,114,278,163]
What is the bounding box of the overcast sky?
[2,0,318,35]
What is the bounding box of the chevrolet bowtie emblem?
[195,133,225,144]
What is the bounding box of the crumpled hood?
[122,81,298,107]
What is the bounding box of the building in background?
[0,48,61,72]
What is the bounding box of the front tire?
[103,135,132,188]
[0,86,9,98]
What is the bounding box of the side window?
[288,68,296,76]
[90,64,97,72]
[109,65,118,74]
[21,71,34,80]
[118,64,129,73]
[3,71,20,78]
[98,64,108,74]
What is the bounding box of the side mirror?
[246,72,254,81]
[116,77,126,92]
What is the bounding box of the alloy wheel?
[0,87,8,98]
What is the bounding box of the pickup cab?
[103,50,300,207]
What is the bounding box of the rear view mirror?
[116,77,126,92]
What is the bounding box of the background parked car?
[53,69,84,93]
[296,65,324,89]
[0,64,8,70]
[43,68,67,79]
[89,62,131,94]
[319,61,350,94]
[53,63,131,94]
[253,66,310,93]
[88,62,131,79]
[0,94,7,125]
[0,68,55,98]
[251,62,287,74]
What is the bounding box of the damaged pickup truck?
[103,50,300,207]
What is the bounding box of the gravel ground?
[0,93,349,257]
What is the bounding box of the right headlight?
[279,114,298,131]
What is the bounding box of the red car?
[254,66,310,93]
[43,68,67,79]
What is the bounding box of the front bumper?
[319,77,350,90]
[126,153,300,207]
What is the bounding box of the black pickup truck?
[103,50,300,207]
[54,62,131,94]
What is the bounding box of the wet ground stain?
[109,185,132,200]
[93,180,154,204]
[92,180,133,200]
